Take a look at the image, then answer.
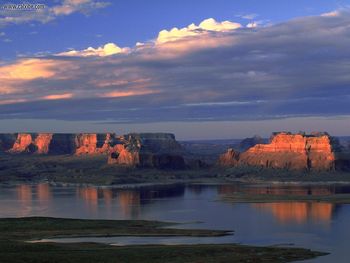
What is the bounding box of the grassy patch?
[0,217,327,263]
[0,217,230,240]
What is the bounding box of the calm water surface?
[2,182,350,262]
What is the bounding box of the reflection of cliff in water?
[216,185,345,224]
[77,187,99,213]
[186,184,213,195]
[253,202,337,224]
[117,190,141,218]
[16,184,52,216]
[217,184,350,196]
[76,184,185,218]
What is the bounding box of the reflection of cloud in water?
[253,202,334,224]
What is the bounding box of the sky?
[0,0,350,139]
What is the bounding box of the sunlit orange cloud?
[101,89,159,98]
[41,93,73,100]
[0,58,75,96]
[0,59,58,80]
[0,98,27,105]
[143,33,236,59]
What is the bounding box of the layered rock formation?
[108,133,186,169]
[218,148,240,166]
[1,133,117,155]
[219,132,343,171]
[238,135,265,152]
[75,133,116,155]
[0,132,186,169]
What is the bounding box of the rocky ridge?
[219,132,347,171]
[0,132,186,169]
[108,133,186,169]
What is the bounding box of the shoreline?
[0,217,328,263]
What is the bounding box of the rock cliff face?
[219,132,342,171]
[218,148,240,166]
[238,136,265,152]
[75,133,116,155]
[0,134,18,152]
[1,133,117,155]
[0,132,186,169]
[108,133,186,169]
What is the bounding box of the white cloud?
[321,10,340,17]
[156,18,241,44]
[57,43,129,57]
[246,22,258,28]
[56,18,242,58]
[236,13,259,20]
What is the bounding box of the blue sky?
[0,0,350,139]
[1,0,349,59]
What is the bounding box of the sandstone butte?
[107,133,186,169]
[219,132,348,171]
[0,132,186,169]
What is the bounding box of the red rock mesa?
[219,132,344,170]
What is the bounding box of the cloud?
[41,93,73,100]
[0,0,109,27]
[0,12,350,125]
[236,13,258,20]
[156,18,241,44]
[100,89,159,98]
[321,10,340,17]
[57,43,129,57]
[0,59,57,81]
[56,18,242,59]
[246,22,258,28]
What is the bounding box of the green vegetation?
[0,217,327,263]
[0,217,230,240]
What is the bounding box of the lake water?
[2,182,350,262]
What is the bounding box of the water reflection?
[7,183,349,223]
[253,202,334,224]
[217,185,344,224]
[217,184,338,196]
[74,184,185,218]
[16,184,32,217]
[117,191,141,218]
[77,187,99,214]
[37,183,52,202]
[2,183,350,262]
